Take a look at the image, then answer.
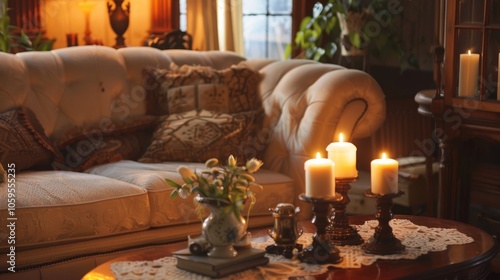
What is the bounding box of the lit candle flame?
[382,152,387,159]
[316,152,321,159]
[339,133,344,142]
[468,50,471,55]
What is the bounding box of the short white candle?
[497,53,500,101]
[326,133,358,178]
[371,153,399,195]
[304,152,335,198]
[458,50,480,97]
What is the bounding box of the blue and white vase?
[196,196,247,258]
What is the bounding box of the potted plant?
[0,0,55,53]
[168,155,263,258]
[285,0,419,70]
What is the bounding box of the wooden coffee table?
[82,215,498,280]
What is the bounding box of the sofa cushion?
[138,109,259,163]
[86,160,296,228]
[53,116,158,171]
[0,107,61,171]
[0,171,150,250]
[143,63,262,115]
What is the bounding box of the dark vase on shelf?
[107,0,130,48]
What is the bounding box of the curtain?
[222,0,244,55]
[186,0,219,50]
[186,0,243,54]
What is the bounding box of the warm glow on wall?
[43,0,151,49]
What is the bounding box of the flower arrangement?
[168,155,264,219]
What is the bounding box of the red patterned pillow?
[138,110,260,163]
[53,116,158,172]
[0,107,61,171]
[142,63,262,116]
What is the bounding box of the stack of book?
[174,247,269,278]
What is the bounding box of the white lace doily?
[110,219,474,280]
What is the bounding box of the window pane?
[458,0,484,25]
[180,15,187,31]
[491,0,500,25]
[269,0,292,14]
[268,15,292,60]
[180,0,186,13]
[243,15,267,59]
[242,0,266,14]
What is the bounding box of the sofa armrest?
[245,59,386,211]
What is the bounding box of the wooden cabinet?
[431,0,500,223]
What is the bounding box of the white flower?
[178,166,197,183]
[228,155,237,167]
[205,158,219,168]
[246,158,263,173]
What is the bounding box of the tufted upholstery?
[0,46,385,279]
[240,59,386,197]
[0,46,385,196]
[0,47,246,140]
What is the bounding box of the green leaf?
[299,16,312,31]
[324,16,337,34]
[165,178,181,188]
[283,43,292,59]
[312,48,326,61]
[325,42,338,58]
[349,32,361,49]
[170,189,179,198]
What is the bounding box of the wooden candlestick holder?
[327,177,364,245]
[298,193,343,264]
[362,190,405,255]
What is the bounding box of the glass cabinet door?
[452,0,500,101]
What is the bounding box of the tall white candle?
[458,50,480,97]
[304,152,335,198]
[497,53,500,101]
[371,153,399,195]
[326,133,357,178]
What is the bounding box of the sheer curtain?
[186,0,243,55]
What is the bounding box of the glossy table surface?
[82,215,498,280]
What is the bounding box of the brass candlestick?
[298,193,343,264]
[327,177,364,245]
[266,203,303,258]
[362,190,405,255]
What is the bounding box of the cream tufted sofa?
[0,46,385,280]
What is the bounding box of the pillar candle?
[458,50,480,97]
[326,133,358,178]
[304,153,335,198]
[497,53,500,101]
[370,153,399,195]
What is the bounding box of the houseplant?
[0,0,54,53]
[285,0,419,70]
[168,155,263,257]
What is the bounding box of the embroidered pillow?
[0,107,61,171]
[142,63,262,116]
[138,109,259,163]
[53,116,158,171]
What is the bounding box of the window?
[180,0,187,31]
[242,0,292,60]
[178,0,292,60]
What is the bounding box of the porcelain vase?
[196,196,247,258]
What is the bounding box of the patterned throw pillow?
[139,110,259,163]
[0,107,61,171]
[142,63,262,116]
[53,116,158,172]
